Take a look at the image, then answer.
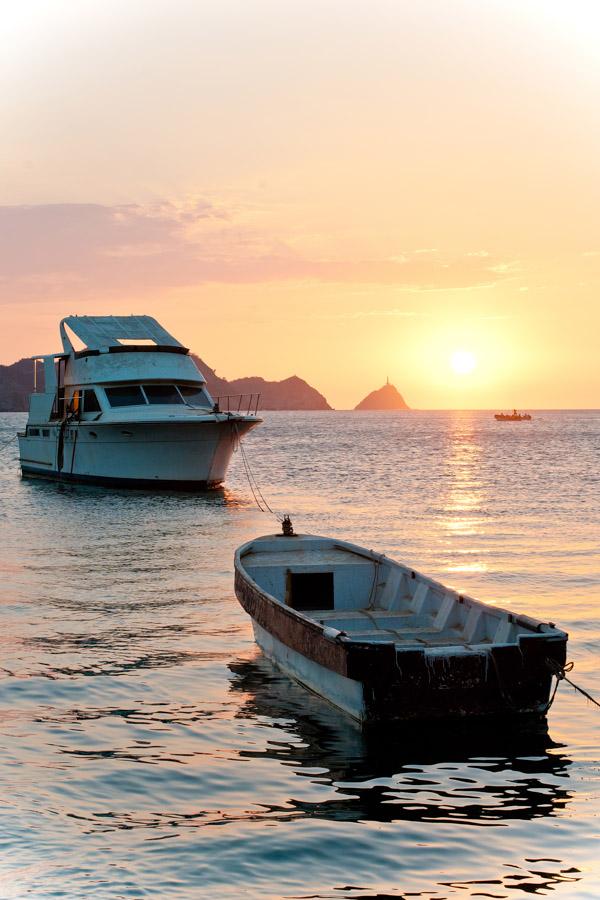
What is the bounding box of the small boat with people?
[234,526,568,725]
[495,409,532,421]
[18,315,261,489]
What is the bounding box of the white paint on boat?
[252,621,366,721]
[239,534,558,650]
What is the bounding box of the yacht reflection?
[229,655,573,826]
[21,474,251,508]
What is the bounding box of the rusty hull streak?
[234,568,349,676]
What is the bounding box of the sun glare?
[451,350,477,375]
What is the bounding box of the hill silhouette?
[0,359,42,411]
[192,356,331,410]
[0,354,331,411]
[355,380,410,410]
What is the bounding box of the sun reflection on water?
[439,416,489,578]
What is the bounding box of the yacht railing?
[214,393,261,416]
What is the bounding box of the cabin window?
[142,385,184,405]
[288,572,334,611]
[83,389,101,413]
[177,384,209,405]
[105,385,147,407]
[28,427,40,436]
[42,429,50,437]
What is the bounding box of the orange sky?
[1,1,599,408]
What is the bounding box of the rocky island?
[355,379,410,410]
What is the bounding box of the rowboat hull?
[234,535,568,725]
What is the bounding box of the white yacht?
[18,315,261,489]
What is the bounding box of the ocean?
[0,409,598,899]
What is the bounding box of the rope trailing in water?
[0,434,16,453]
[232,421,283,523]
[546,658,600,710]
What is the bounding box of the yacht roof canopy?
[60,316,185,353]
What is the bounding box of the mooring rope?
[232,421,283,523]
[0,433,16,453]
[366,557,381,609]
[546,658,600,710]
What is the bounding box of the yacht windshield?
[142,385,184,405]
[105,386,146,407]
[177,385,210,406]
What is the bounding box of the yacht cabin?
[18,315,261,488]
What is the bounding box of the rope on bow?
[546,658,600,710]
[232,421,284,524]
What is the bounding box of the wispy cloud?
[316,308,430,320]
[0,202,518,302]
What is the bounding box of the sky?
[1,0,599,409]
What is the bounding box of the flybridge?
[59,315,188,355]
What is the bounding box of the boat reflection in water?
[229,655,573,823]
[228,654,580,897]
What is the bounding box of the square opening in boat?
[288,572,334,611]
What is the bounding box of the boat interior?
[240,536,561,650]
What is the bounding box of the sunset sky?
[2,0,599,408]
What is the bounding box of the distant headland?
[0,356,415,413]
[0,354,332,412]
[355,379,410,410]
[192,356,331,411]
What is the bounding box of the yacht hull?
[18,418,255,489]
[20,468,224,490]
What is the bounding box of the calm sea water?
[0,410,599,899]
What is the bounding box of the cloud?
[316,308,429,321]
[0,202,517,302]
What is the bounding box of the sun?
[451,350,477,375]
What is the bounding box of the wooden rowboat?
[234,532,568,725]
